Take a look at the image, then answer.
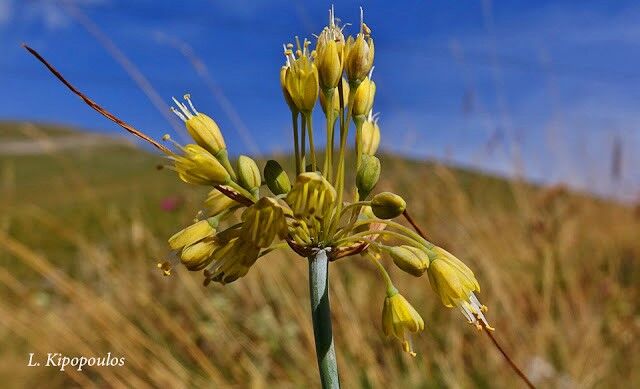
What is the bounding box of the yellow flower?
[286,172,337,219]
[361,113,381,155]
[170,144,230,186]
[283,39,319,113]
[344,10,374,86]
[168,219,216,250]
[241,197,288,248]
[315,7,345,91]
[352,76,376,117]
[382,291,424,356]
[171,94,226,155]
[204,188,238,216]
[428,246,492,329]
[280,64,296,112]
[203,231,261,285]
[180,238,216,271]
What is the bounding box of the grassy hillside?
[0,122,638,387]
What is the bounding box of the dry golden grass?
[0,123,638,388]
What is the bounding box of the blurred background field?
[0,122,638,388]
[2,1,640,388]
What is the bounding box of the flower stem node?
[382,291,424,356]
[264,159,292,195]
[428,246,492,329]
[388,245,429,277]
[237,155,261,194]
[241,197,288,248]
[356,154,380,200]
[371,192,406,219]
[170,144,230,186]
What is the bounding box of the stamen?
[184,93,198,115]
[171,106,187,122]
[172,96,193,120]
[360,6,364,33]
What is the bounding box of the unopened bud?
[264,160,291,195]
[371,192,406,219]
[237,155,261,193]
[388,245,429,277]
[352,76,376,117]
[356,154,380,200]
[361,117,380,155]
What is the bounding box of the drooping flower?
[427,246,492,329]
[241,197,288,248]
[382,291,425,356]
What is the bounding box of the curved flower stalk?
[25,6,536,389]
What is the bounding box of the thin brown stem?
[22,44,170,154]
[402,210,428,239]
[483,323,536,389]
[403,208,536,389]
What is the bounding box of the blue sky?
[1,0,639,200]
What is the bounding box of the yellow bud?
[361,116,381,155]
[371,192,406,219]
[264,160,291,195]
[241,197,288,247]
[344,32,374,85]
[180,238,216,271]
[204,188,238,216]
[172,144,230,186]
[388,245,429,277]
[237,155,261,192]
[168,219,216,250]
[352,76,376,117]
[356,154,380,200]
[185,113,226,155]
[280,66,296,112]
[171,95,225,155]
[315,35,344,90]
[382,292,424,356]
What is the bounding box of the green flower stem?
[367,253,397,296]
[292,111,301,175]
[308,249,340,389]
[301,114,307,172]
[334,229,422,248]
[305,113,317,172]
[215,149,237,181]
